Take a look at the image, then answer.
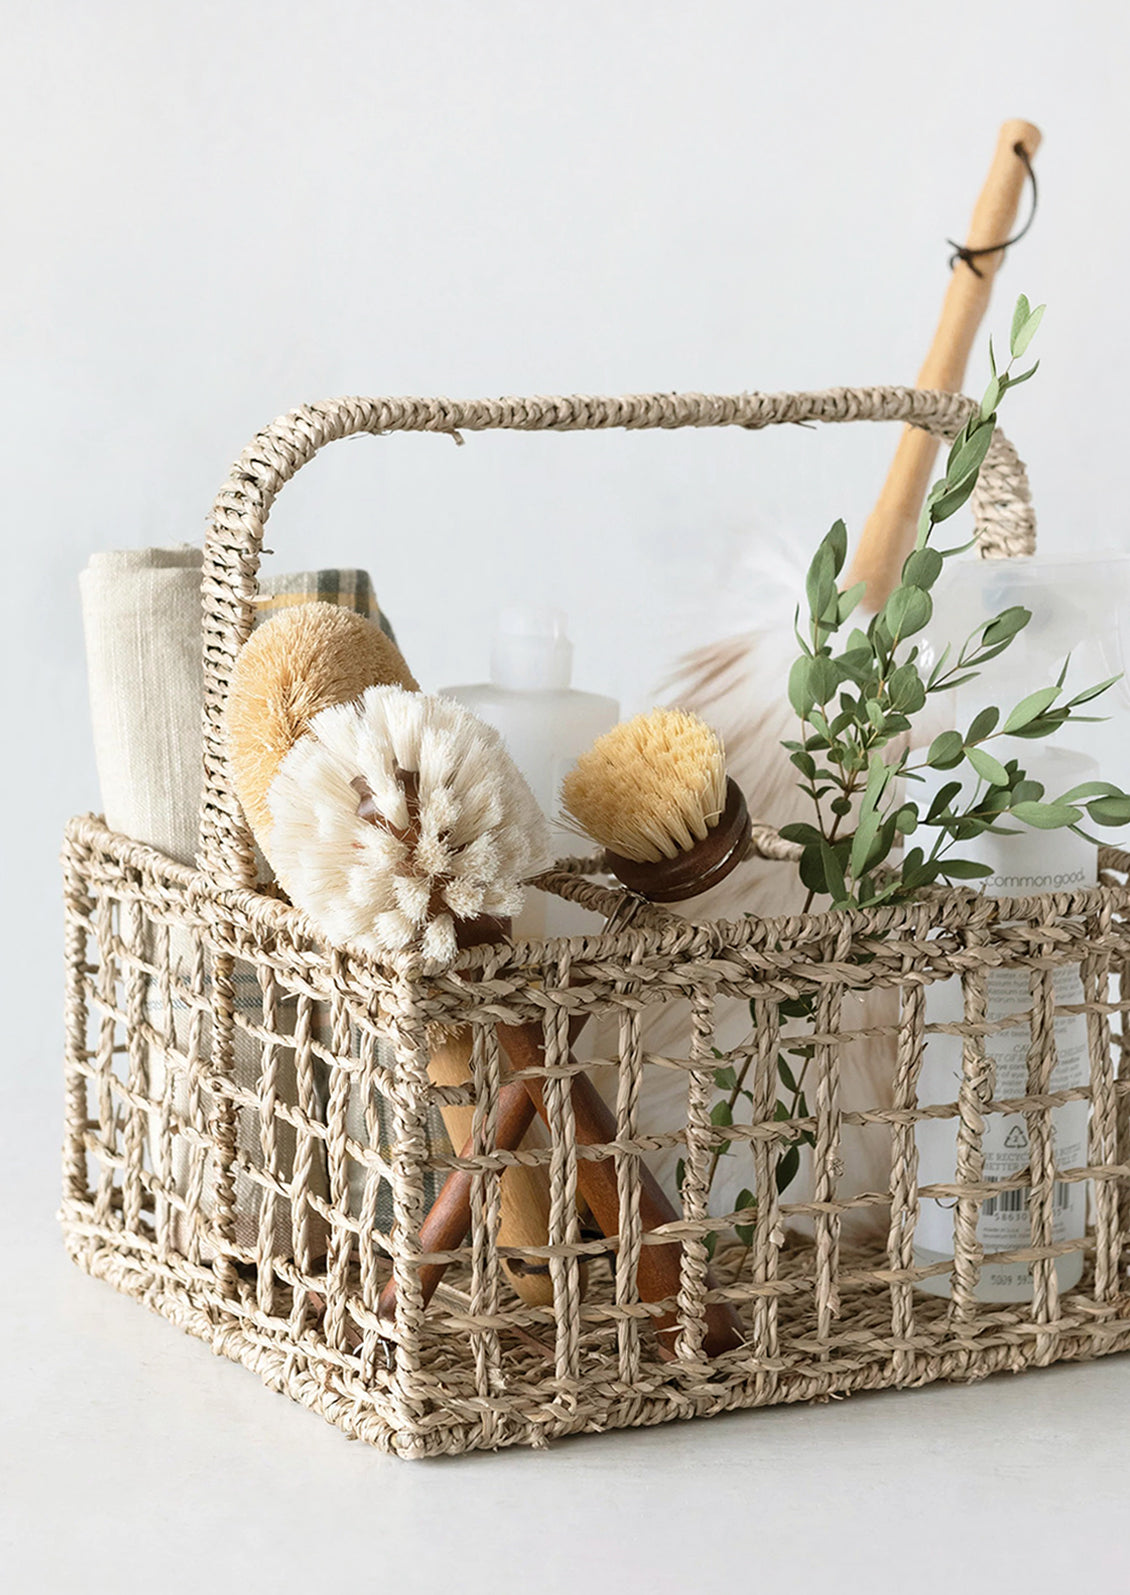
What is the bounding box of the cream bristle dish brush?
[226,604,565,1310]
[382,708,749,1359]
[261,685,550,969]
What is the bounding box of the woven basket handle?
[200,385,1035,882]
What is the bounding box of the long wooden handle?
[847,119,1042,608]
[379,1079,540,1319]
[383,1022,744,1357]
[498,1025,744,1358]
[427,1029,558,1308]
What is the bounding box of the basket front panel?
[61,818,1130,1456]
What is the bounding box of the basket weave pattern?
[61,388,1130,1457]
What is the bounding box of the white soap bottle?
[910,554,1130,1302]
[913,742,1096,1301]
[442,607,619,938]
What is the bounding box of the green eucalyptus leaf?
[940,536,980,560]
[882,584,933,641]
[966,745,1010,786]
[938,858,995,879]
[902,547,944,590]
[775,1145,800,1194]
[779,821,825,846]
[888,662,927,713]
[820,840,848,903]
[1010,294,1031,353]
[1002,685,1061,733]
[799,845,828,896]
[1065,674,1122,709]
[1010,799,1085,829]
[1060,780,1122,802]
[925,779,963,821]
[826,519,848,573]
[895,803,919,835]
[966,705,1000,743]
[927,729,965,769]
[1010,779,1045,805]
[788,656,817,715]
[930,470,980,523]
[1085,796,1130,826]
[1001,359,1040,390]
[981,606,1030,648]
[946,422,995,490]
[837,581,867,624]
[1011,302,1045,358]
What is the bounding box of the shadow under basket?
[60,388,1130,1458]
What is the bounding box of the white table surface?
[5,1052,1128,1595]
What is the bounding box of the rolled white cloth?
[79,550,420,1259]
[79,549,397,865]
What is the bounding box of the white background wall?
[7,0,1129,1154]
[5,6,1130,1586]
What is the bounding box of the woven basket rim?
[67,811,1130,990]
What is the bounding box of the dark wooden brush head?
[602,776,752,904]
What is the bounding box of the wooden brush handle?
[498,1024,744,1358]
[379,1078,540,1320]
[383,1020,744,1357]
[847,119,1041,609]
[427,1028,559,1309]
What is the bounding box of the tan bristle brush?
[382,708,749,1358]
[226,603,565,1310]
[560,708,751,900]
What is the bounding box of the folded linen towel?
[79,551,432,1260]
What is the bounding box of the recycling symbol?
[1004,1125,1028,1150]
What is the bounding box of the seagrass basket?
[61,387,1130,1458]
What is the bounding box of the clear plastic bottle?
[914,743,1096,1301]
[442,607,619,938]
[911,553,1130,1302]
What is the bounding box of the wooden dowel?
[847,119,1042,609]
[380,1021,744,1358]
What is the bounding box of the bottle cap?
[490,606,573,691]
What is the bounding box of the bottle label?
[915,962,1089,1275]
[911,749,1097,1299]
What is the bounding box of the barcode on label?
[983,1181,1072,1218]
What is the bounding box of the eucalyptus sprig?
[698,296,1130,1253]
[779,296,1130,910]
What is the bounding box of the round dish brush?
[560,707,751,900]
[384,707,751,1358]
[227,601,419,849]
[226,605,564,1309]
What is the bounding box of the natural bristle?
[561,708,727,863]
[227,603,418,843]
[265,687,552,971]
